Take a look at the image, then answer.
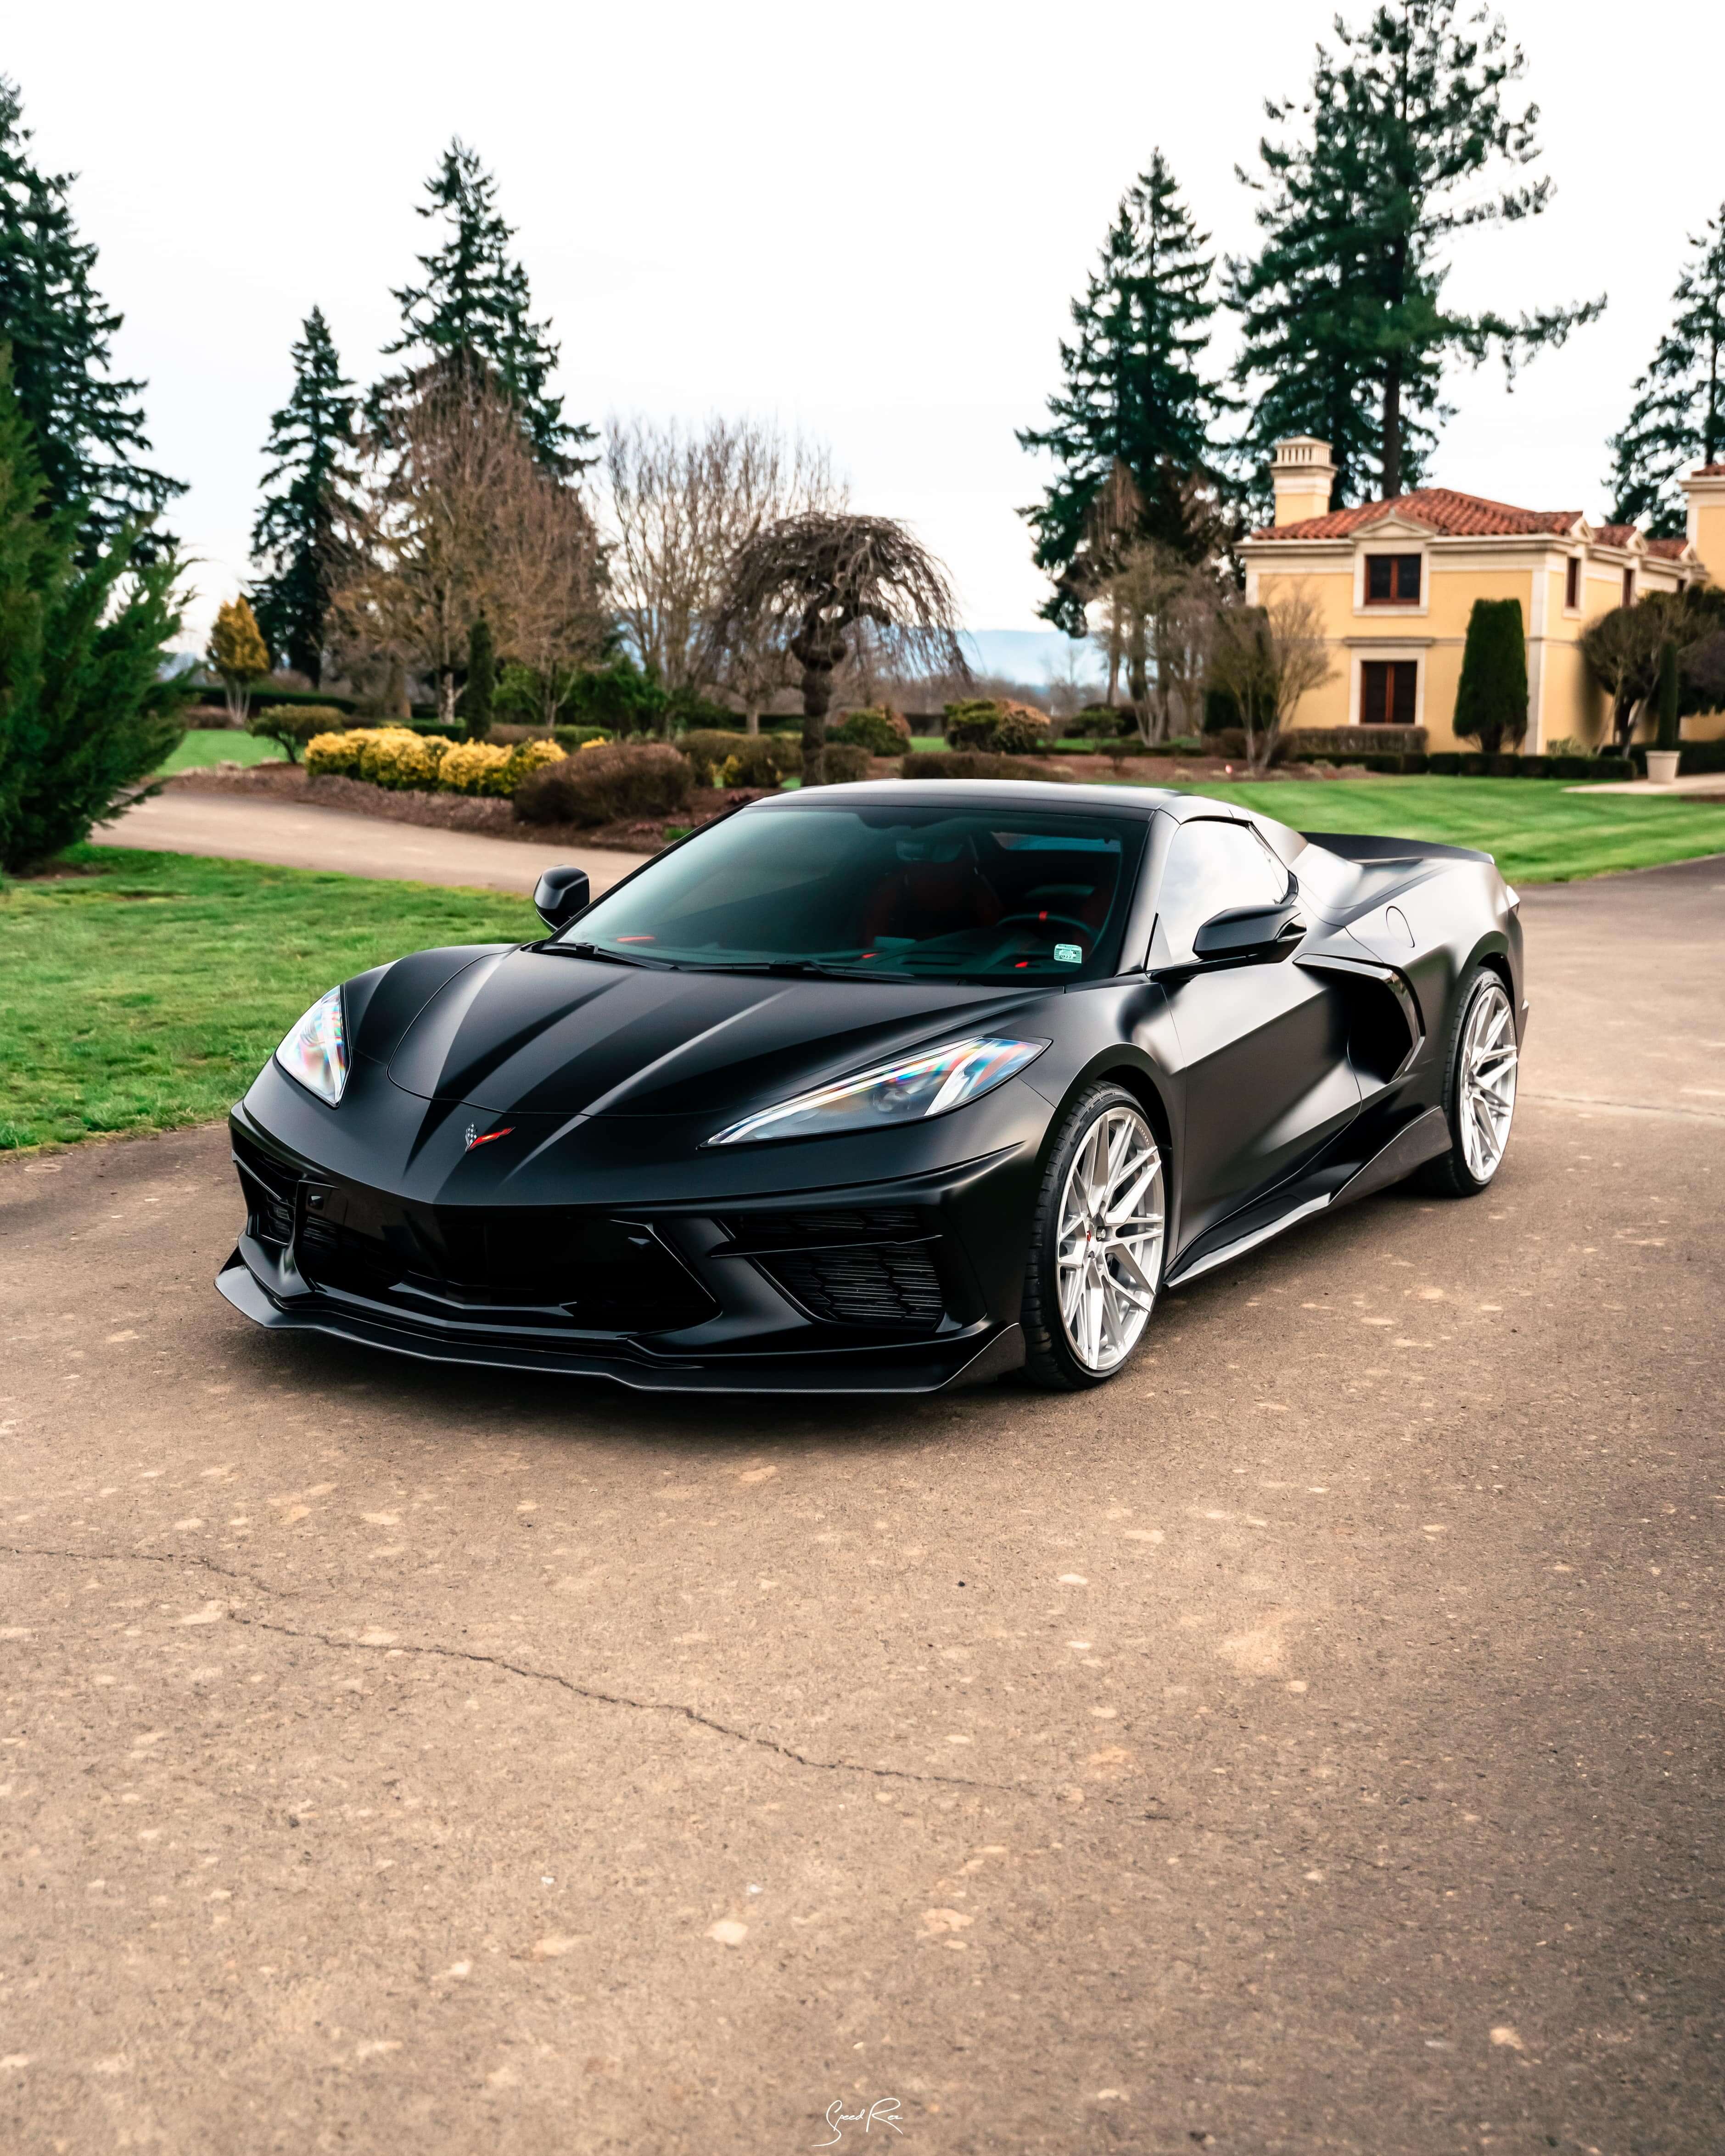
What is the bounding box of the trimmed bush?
[437,740,519,796]
[677,729,755,785]
[246,703,347,764]
[943,698,1053,754]
[513,742,694,827]
[1066,705,1131,741]
[1454,599,1529,754]
[717,738,790,789]
[360,729,450,790]
[553,725,612,752]
[831,706,911,755]
[305,731,364,778]
[901,751,1072,783]
[1286,726,1430,760]
[819,742,874,784]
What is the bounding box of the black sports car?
[219,779,1524,1393]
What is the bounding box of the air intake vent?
[761,1243,946,1332]
[724,1207,922,1250]
[232,1134,297,1246]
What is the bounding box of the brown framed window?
[1621,566,1635,608]
[1361,659,1418,726]
[1565,556,1581,610]
[1365,553,1422,604]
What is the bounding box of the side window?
[1154,820,1289,964]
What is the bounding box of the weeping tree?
[710,513,968,782]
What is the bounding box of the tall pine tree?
[0,76,183,560]
[1229,0,1602,506]
[372,139,591,476]
[1606,204,1725,537]
[1019,152,1224,633]
[250,308,357,682]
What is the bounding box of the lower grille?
[233,1133,297,1246]
[296,1197,714,1335]
[728,1207,922,1248]
[760,1243,946,1332]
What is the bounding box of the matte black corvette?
[219,780,1525,1393]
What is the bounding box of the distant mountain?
[959,628,1100,689]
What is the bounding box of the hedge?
[901,751,1072,782]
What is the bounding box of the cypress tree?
[1452,597,1528,755]
[1655,637,1680,753]
[0,352,186,872]
[464,613,495,739]
[0,76,184,560]
[372,139,592,476]
[1229,0,1602,505]
[249,308,357,683]
[1019,151,1225,633]
[1605,203,1725,538]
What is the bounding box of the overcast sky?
[10,0,1724,650]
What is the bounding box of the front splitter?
[215,1250,1025,1396]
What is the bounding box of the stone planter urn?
[1646,750,1681,785]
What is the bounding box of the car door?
[1152,818,1361,1250]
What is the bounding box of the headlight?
[706,1036,1047,1147]
[274,986,349,1105]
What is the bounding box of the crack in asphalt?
[229,1610,1011,1795]
[0,1541,294,1601]
[0,1540,1013,1798]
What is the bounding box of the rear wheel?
[1418,967,1518,1197]
[1022,1083,1166,1390]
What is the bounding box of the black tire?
[1417,964,1518,1198]
[1022,1081,1165,1391]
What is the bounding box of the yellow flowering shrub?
[437,740,517,796]
[305,731,364,778]
[358,728,448,789]
[504,739,566,788]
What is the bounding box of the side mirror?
[1190,897,1305,966]
[533,864,591,932]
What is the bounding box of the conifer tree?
[207,595,269,722]
[249,308,357,683]
[1229,0,1602,505]
[372,139,591,476]
[1606,204,1725,537]
[1019,152,1224,633]
[0,352,186,872]
[0,76,183,559]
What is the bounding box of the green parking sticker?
[1054,942,1082,964]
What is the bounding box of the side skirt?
[1165,1107,1450,1290]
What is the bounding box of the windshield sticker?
[1054,942,1083,964]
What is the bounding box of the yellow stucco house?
[1239,437,1725,750]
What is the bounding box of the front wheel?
[1418,967,1519,1197]
[1022,1083,1166,1390]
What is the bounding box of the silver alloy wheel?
[1056,1104,1165,1374]
[1458,976,1518,1183]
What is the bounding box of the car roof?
[745,778,1308,848]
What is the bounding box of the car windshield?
[558,802,1150,982]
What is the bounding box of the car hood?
[383,948,1047,1119]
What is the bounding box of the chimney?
[1271,437,1336,528]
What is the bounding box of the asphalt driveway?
[1,858,1721,2155]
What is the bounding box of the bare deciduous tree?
[331,370,601,722]
[711,514,969,783]
[1207,585,1335,773]
[1092,542,1217,745]
[603,416,839,724]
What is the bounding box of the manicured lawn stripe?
[1152,776,1725,885]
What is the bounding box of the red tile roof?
[1254,487,1582,542]
[1591,523,1639,549]
[1645,537,1690,558]
[1694,463,1725,477]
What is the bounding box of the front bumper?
[217,1065,1044,1394]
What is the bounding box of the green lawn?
[0,847,537,1153]
[155,727,288,774]
[1152,776,1725,885]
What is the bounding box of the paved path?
[1568,772,1725,797]
[1,862,1721,2154]
[95,789,651,896]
